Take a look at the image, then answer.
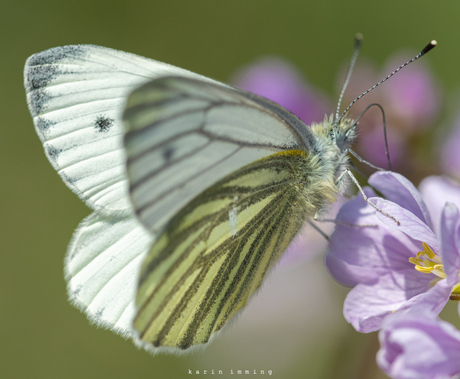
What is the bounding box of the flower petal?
[326,190,420,287]
[373,198,439,253]
[378,313,460,379]
[439,202,460,285]
[343,270,434,333]
[370,171,432,228]
[400,279,451,316]
[419,176,460,232]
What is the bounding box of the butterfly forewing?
[123,76,311,235]
[133,151,316,350]
[24,45,219,212]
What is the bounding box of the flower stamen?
[421,242,436,259]
[409,242,460,301]
[408,257,423,265]
[409,242,445,279]
[414,265,434,274]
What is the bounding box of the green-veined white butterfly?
[24,39,435,354]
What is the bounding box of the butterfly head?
[310,115,357,154]
[333,115,358,153]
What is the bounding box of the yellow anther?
[422,242,436,259]
[409,241,458,288]
[409,257,423,265]
[414,265,434,273]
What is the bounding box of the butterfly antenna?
[339,40,437,120]
[336,34,363,121]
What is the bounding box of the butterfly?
[24,40,434,353]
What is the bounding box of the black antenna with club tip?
[339,40,437,120]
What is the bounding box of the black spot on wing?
[162,146,174,161]
[61,171,77,185]
[72,285,82,297]
[25,45,89,115]
[29,89,53,117]
[26,65,60,91]
[46,145,62,161]
[95,308,105,318]
[35,117,55,140]
[25,46,86,92]
[94,115,115,133]
[67,247,78,262]
[26,45,86,67]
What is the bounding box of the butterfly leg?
[307,220,329,240]
[343,168,400,225]
[313,214,378,229]
[346,148,387,171]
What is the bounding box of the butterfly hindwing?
[65,211,154,334]
[133,150,317,351]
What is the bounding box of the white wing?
[24,45,219,211]
[65,212,154,335]
[25,45,219,338]
[124,76,314,233]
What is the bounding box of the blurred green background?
[2,1,460,378]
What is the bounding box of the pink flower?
[378,310,460,379]
[326,172,460,332]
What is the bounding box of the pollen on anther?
[409,257,423,265]
[422,242,435,259]
[414,265,433,274]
